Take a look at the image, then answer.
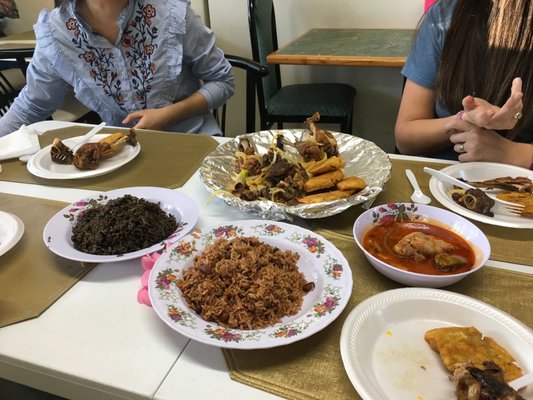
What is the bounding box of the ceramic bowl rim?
[352,203,491,281]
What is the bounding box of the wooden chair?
[248,0,356,133]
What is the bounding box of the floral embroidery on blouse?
[64,1,159,110]
[66,17,125,109]
[122,2,158,107]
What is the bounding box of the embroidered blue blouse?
[0,0,235,137]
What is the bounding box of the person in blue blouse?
[395,0,533,170]
[0,0,235,137]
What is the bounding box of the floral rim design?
[43,187,198,263]
[149,220,353,349]
[370,203,422,225]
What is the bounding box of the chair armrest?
[225,54,269,77]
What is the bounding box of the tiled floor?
[0,378,66,400]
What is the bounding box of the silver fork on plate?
[423,167,524,216]
[53,122,106,163]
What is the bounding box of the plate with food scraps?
[0,211,24,257]
[43,187,198,263]
[428,162,533,229]
[148,219,352,349]
[340,288,533,400]
[200,126,391,220]
[27,131,140,180]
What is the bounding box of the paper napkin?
[0,125,41,161]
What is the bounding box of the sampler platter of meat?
[200,126,391,220]
[27,131,140,180]
[428,162,533,229]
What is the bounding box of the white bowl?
[352,203,490,288]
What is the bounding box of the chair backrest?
[0,69,19,116]
[248,0,281,107]
[215,54,269,135]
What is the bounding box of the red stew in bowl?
[363,221,476,275]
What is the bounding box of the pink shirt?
[424,0,437,12]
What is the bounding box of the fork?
[423,167,524,216]
[54,122,106,162]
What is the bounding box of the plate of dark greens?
[43,187,198,263]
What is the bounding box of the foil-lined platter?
[200,129,391,220]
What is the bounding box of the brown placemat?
[223,229,533,400]
[0,193,96,328]
[0,126,218,191]
[312,159,533,266]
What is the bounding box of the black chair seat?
[267,83,356,119]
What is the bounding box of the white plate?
[0,211,25,257]
[43,187,198,263]
[340,288,533,400]
[149,219,353,349]
[428,162,533,229]
[27,133,140,180]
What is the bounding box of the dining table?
[0,120,531,400]
[266,28,415,68]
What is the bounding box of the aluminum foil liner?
[200,129,391,220]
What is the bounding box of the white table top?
[0,121,531,400]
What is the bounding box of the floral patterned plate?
[148,220,353,349]
[43,187,198,263]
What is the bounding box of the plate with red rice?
[148,219,353,349]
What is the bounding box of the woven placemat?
[0,193,96,328]
[222,229,533,400]
[312,159,533,266]
[0,126,218,191]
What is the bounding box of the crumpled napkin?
[0,125,42,161]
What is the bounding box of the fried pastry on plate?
[304,156,344,176]
[337,176,366,191]
[298,189,355,204]
[304,169,344,192]
[425,326,523,382]
[496,192,533,217]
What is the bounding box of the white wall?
[2,0,54,35]
[207,0,425,152]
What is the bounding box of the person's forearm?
[499,141,533,169]
[395,115,457,155]
[163,92,208,126]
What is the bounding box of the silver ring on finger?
[514,112,523,120]
[458,143,465,153]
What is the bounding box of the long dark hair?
[58,0,70,10]
[436,0,533,136]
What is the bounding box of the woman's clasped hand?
[395,0,533,169]
[445,77,525,163]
